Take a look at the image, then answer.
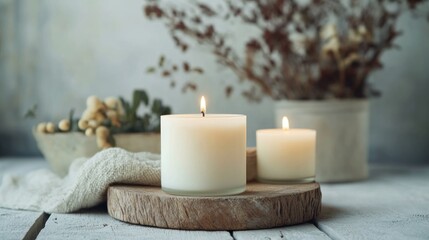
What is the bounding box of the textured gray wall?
[369,11,429,164]
[0,0,428,163]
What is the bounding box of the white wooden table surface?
[0,158,428,240]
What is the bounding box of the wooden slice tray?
[107,182,321,230]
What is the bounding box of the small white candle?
[161,97,246,196]
[256,117,316,183]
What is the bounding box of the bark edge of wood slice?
[107,182,321,230]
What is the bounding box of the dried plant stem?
[145,0,427,100]
[333,51,346,97]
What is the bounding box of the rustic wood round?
[107,182,321,230]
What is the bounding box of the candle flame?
[200,96,206,117]
[282,116,289,130]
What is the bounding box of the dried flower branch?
[145,0,427,100]
[146,55,203,94]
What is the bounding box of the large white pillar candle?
[161,97,246,196]
[257,117,316,183]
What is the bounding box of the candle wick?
[201,111,205,117]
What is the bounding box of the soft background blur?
[0,0,428,164]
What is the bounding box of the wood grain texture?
[107,182,321,230]
[0,209,47,240]
[3,158,429,239]
[317,165,429,240]
[0,159,48,240]
[246,147,257,181]
[37,207,233,240]
[233,224,331,240]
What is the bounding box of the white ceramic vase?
[275,100,369,182]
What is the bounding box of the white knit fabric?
[0,148,161,213]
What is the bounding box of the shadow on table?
[320,165,422,186]
[318,204,346,221]
[368,166,414,181]
[75,202,108,214]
